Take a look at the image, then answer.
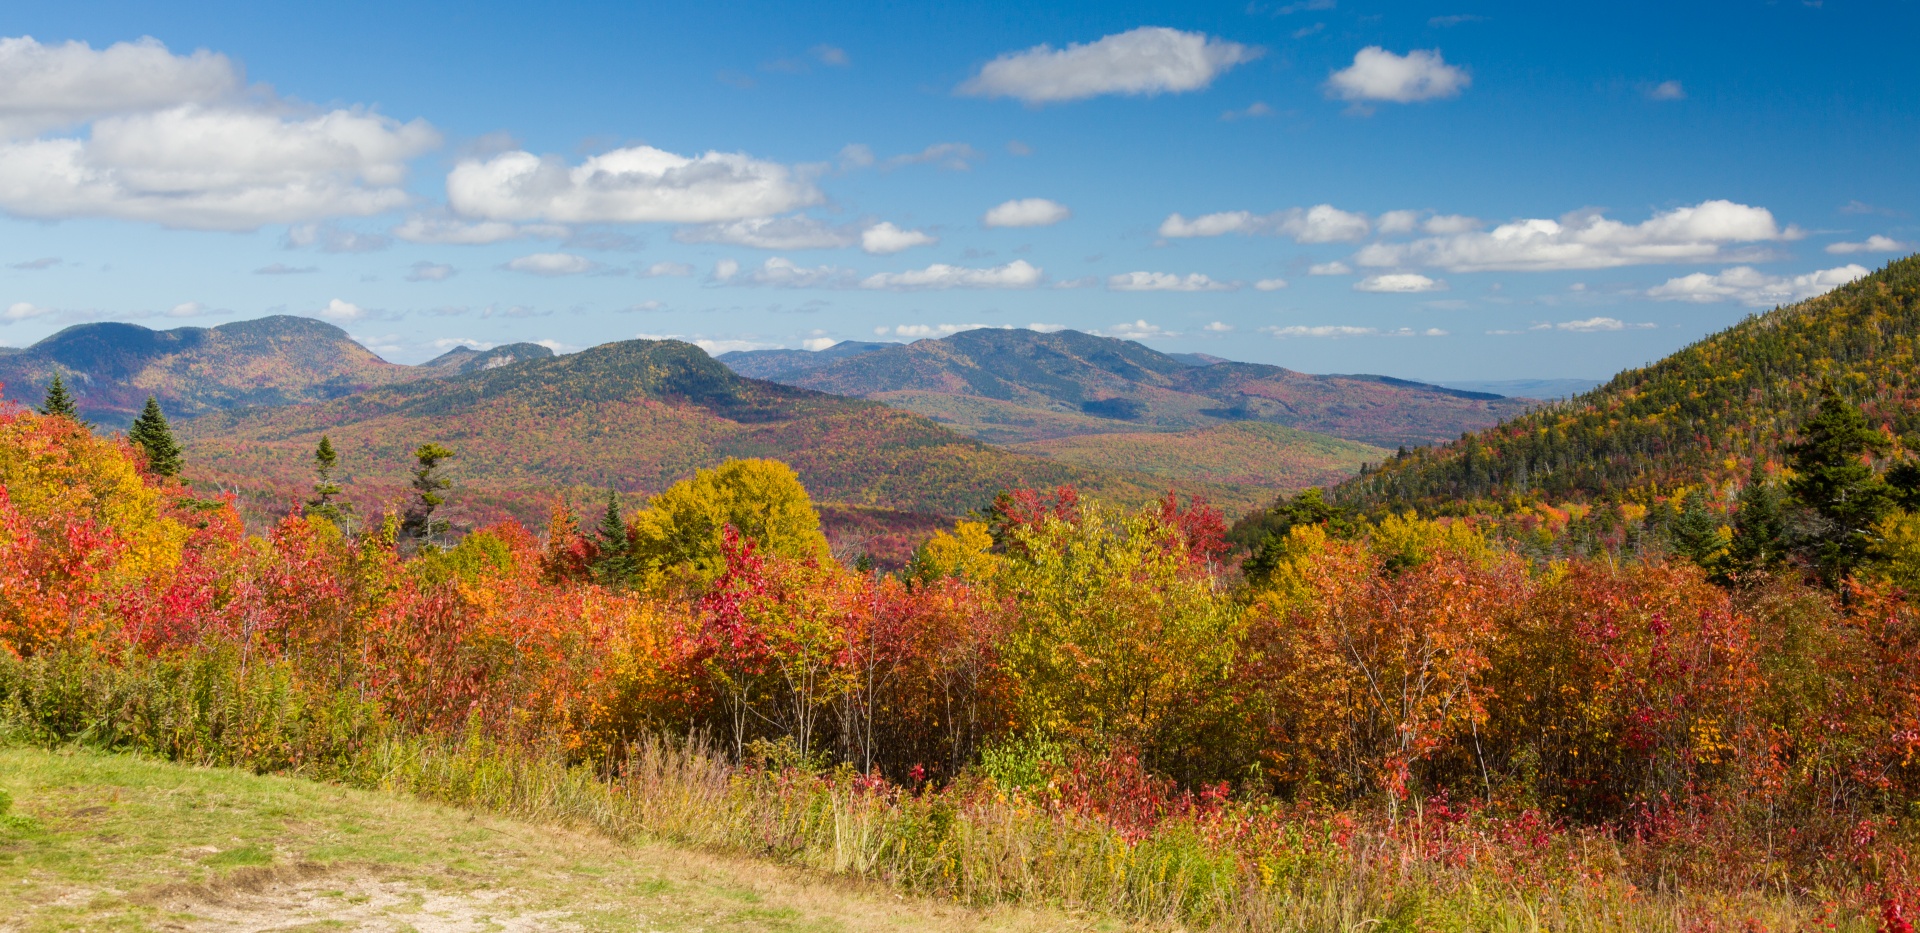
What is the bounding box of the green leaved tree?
[127,396,183,477]
[401,443,455,549]
[1784,386,1891,584]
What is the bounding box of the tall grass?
[0,648,1872,932]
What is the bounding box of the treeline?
[1337,255,1920,514]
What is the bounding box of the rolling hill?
[0,316,423,426]
[723,328,1534,449]
[1334,255,1920,514]
[179,337,1260,535]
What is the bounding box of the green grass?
[0,747,1095,932]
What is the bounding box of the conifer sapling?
[127,396,183,477]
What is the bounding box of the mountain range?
[719,328,1533,449]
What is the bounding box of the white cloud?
[1645,80,1685,101]
[2,301,52,322]
[958,27,1260,104]
[1261,324,1445,338]
[314,298,365,321]
[1376,210,1420,234]
[710,259,740,282]
[1308,261,1353,275]
[812,45,850,67]
[506,252,597,276]
[1647,263,1869,308]
[253,262,315,275]
[884,142,981,171]
[1097,319,1176,339]
[837,143,874,169]
[1221,101,1273,121]
[1538,317,1658,332]
[801,337,838,351]
[1826,234,1907,254]
[861,222,937,254]
[1355,200,1797,272]
[694,338,779,354]
[533,339,570,353]
[446,144,821,224]
[1326,47,1469,105]
[427,337,492,351]
[639,261,694,277]
[862,260,1042,290]
[877,323,990,338]
[1205,321,1234,332]
[1423,213,1481,234]
[287,222,390,253]
[406,261,455,282]
[1354,272,1444,293]
[1107,271,1236,292]
[1158,204,1369,242]
[983,197,1070,228]
[0,36,240,138]
[1254,278,1288,290]
[392,215,564,245]
[675,214,854,250]
[742,257,857,288]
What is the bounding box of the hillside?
[1336,255,1920,514]
[736,328,1533,449]
[1010,421,1390,489]
[718,340,891,379]
[415,341,555,376]
[0,316,419,426]
[179,337,1229,529]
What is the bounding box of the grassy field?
[0,747,1099,933]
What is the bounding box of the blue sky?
[0,0,1913,381]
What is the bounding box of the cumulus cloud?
[742,257,857,288]
[1108,271,1236,292]
[877,323,992,339]
[639,261,695,277]
[1827,235,1907,254]
[406,261,455,282]
[314,298,366,321]
[1647,263,1868,308]
[1537,317,1658,332]
[884,142,981,171]
[674,214,854,250]
[1326,47,1469,105]
[2,301,53,322]
[505,252,598,276]
[0,36,239,138]
[983,198,1070,228]
[861,222,937,254]
[958,27,1260,104]
[1308,261,1353,275]
[1096,319,1177,339]
[1205,321,1234,332]
[709,259,740,282]
[446,144,821,224]
[861,260,1043,290]
[1355,200,1798,272]
[1158,204,1369,242]
[1254,278,1288,290]
[1354,272,1444,293]
[801,336,838,351]
[392,215,564,245]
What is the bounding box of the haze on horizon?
[0,0,1913,383]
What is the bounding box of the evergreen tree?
[1724,463,1789,581]
[591,488,633,584]
[304,435,352,529]
[1665,488,1729,571]
[400,443,455,548]
[38,373,82,422]
[126,396,183,477]
[1785,386,1892,583]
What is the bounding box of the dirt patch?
[137,863,580,933]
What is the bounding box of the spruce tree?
[304,435,352,528]
[1665,488,1728,571]
[400,443,455,548]
[1785,385,1892,583]
[38,373,81,421]
[127,396,183,477]
[592,488,633,585]
[1724,463,1789,581]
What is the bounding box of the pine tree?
[1724,463,1789,582]
[400,443,455,548]
[38,373,81,422]
[1666,488,1729,571]
[591,488,633,585]
[126,396,183,477]
[1785,386,1892,583]
[304,435,353,529]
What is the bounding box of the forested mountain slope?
[0,316,419,425]
[1336,256,1920,513]
[180,337,1226,526]
[743,327,1533,448]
